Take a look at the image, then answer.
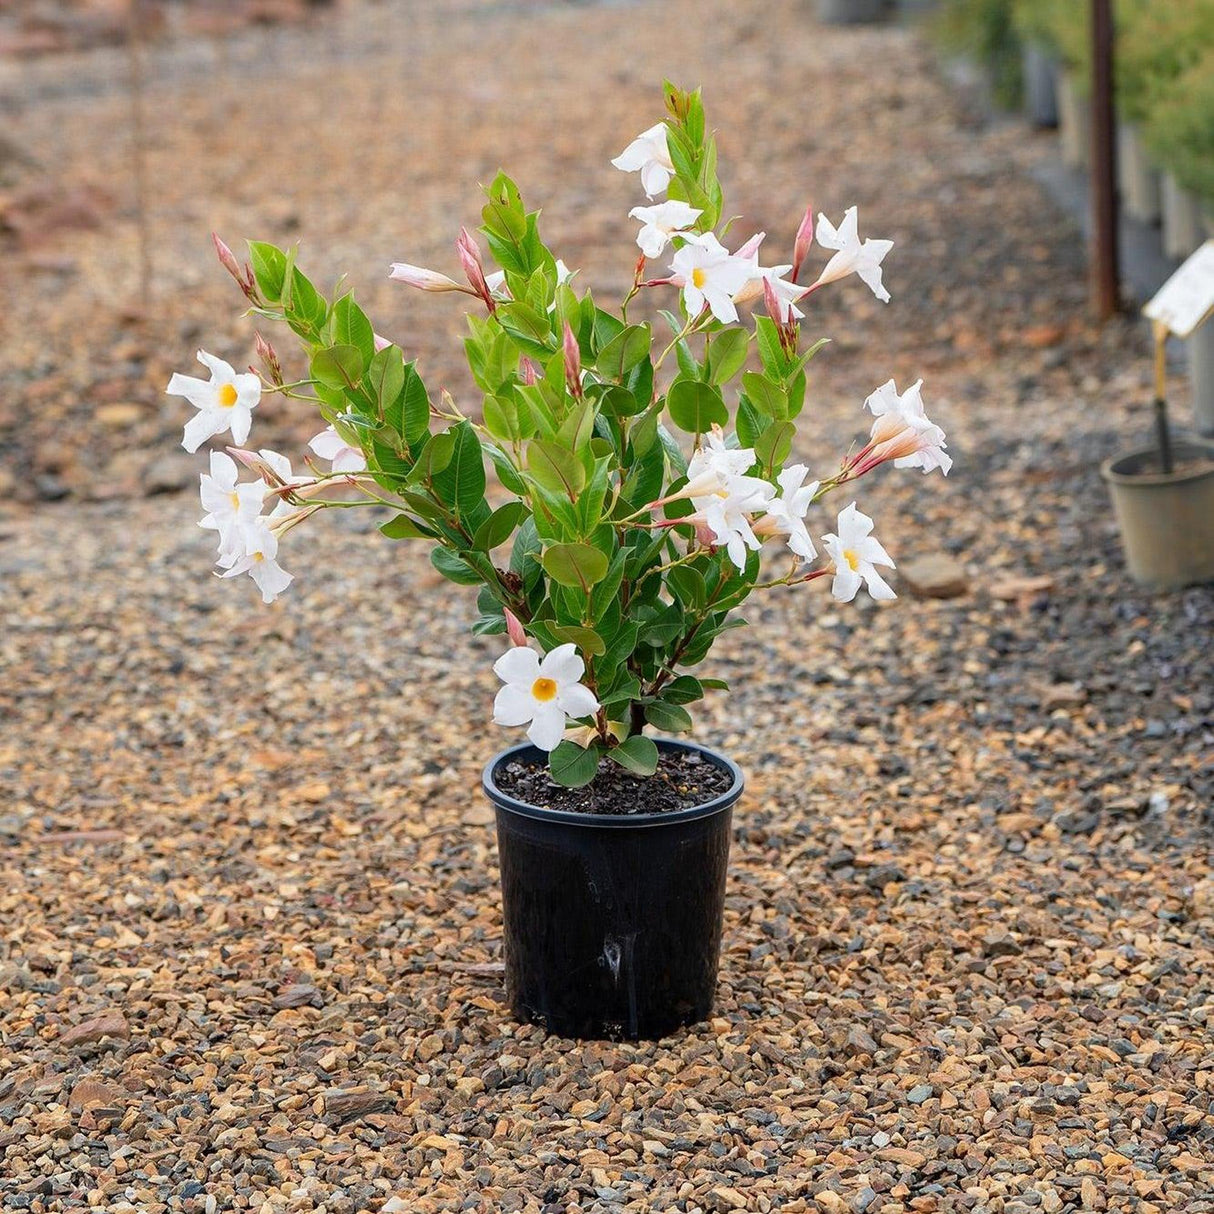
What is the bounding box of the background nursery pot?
[484,739,743,1041]
[1101,441,1214,589]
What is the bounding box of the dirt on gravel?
[2,1,1213,1213]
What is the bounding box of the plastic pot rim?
[482,737,744,829]
[1100,442,1214,489]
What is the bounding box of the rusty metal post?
[1090,0,1119,319]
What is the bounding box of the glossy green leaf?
[608,734,659,776]
[527,440,586,498]
[549,741,601,788]
[541,543,609,592]
[666,379,727,433]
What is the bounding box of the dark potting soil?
[494,748,734,816]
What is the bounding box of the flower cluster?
[168,83,950,786]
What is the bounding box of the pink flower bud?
[254,331,284,386]
[373,333,394,352]
[226,447,287,487]
[762,277,783,324]
[563,321,582,397]
[504,607,527,648]
[734,230,766,261]
[791,204,814,283]
[388,262,473,293]
[212,232,243,282]
[519,358,541,386]
[456,227,494,310]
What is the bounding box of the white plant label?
[1144,240,1214,338]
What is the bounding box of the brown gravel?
[3,1,1214,1212]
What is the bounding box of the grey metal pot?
[1116,123,1160,225]
[1023,44,1058,128]
[816,0,886,24]
[1189,322,1214,438]
[1056,71,1090,169]
[1161,174,1205,260]
[1101,441,1214,589]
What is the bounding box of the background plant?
[168,84,949,788]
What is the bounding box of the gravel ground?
[3,2,1214,1212]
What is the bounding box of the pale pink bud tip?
[792,204,814,283]
[212,232,241,279]
[504,608,527,648]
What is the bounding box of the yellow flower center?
[217,383,239,408]
[691,267,707,289]
[229,491,240,510]
[842,549,860,572]
[252,552,264,563]
[531,677,558,702]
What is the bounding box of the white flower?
[168,350,261,453]
[733,262,811,322]
[387,263,472,293]
[258,449,309,519]
[629,200,702,258]
[821,502,897,603]
[308,425,366,474]
[199,451,266,562]
[611,122,675,198]
[700,476,774,571]
[682,426,757,501]
[670,233,755,324]
[218,517,293,604]
[754,464,819,560]
[813,207,894,303]
[492,643,600,752]
[863,379,951,475]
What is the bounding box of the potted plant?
[167,84,950,1040]
[1013,0,1059,128]
[816,0,887,26]
[1101,324,1214,590]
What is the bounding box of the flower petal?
[527,704,568,752]
[557,682,599,719]
[493,646,540,687]
[539,643,583,685]
[493,684,535,727]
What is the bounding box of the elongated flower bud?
[519,358,541,386]
[504,607,527,648]
[213,231,257,301]
[388,262,474,293]
[254,332,284,387]
[563,321,582,398]
[791,204,814,283]
[456,227,494,310]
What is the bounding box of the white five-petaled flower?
[217,517,293,604]
[670,233,755,324]
[199,451,267,562]
[862,378,951,475]
[257,449,311,520]
[168,350,261,453]
[699,474,775,571]
[734,262,811,323]
[821,502,897,603]
[492,643,600,752]
[629,200,702,258]
[308,425,367,474]
[611,122,676,198]
[682,426,757,501]
[753,464,819,560]
[813,207,894,303]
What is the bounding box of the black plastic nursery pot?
[482,739,743,1041]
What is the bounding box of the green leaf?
[548,624,605,657]
[643,700,694,733]
[663,674,704,705]
[549,741,601,788]
[431,421,486,517]
[379,514,429,540]
[707,328,750,384]
[311,345,363,392]
[481,172,528,242]
[366,345,405,420]
[473,501,526,552]
[483,393,523,443]
[497,302,554,354]
[527,440,586,498]
[541,543,609,592]
[755,420,796,470]
[608,734,659,776]
[742,371,789,420]
[399,364,431,443]
[667,564,706,611]
[248,241,287,302]
[332,294,375,368]
[666,379,727,433]
[430,546,482,586]
[407,429,456,483]
[596,324,651,380]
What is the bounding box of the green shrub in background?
[1011,0,1063,52]
[934,0,1022,109]
[1117,0,1214,123]
[1142,47,1214,202]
